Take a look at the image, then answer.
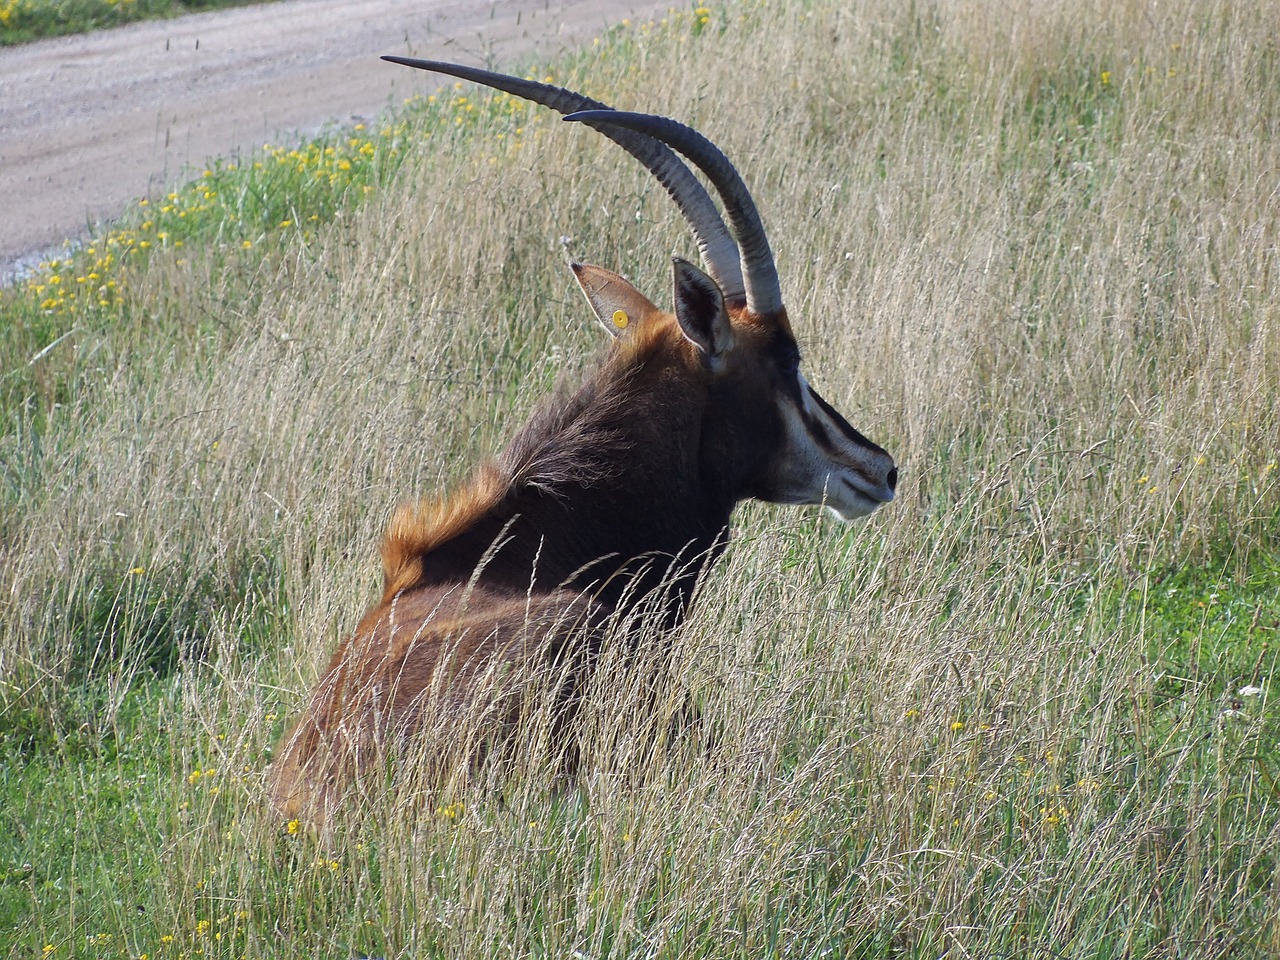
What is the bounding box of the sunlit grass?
[1,1,1278,957]
[0,0,266,46]
[0,89,544,429]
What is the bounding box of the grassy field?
[0,0,265,46]
[2,0,1279,956]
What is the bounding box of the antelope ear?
[671,257,734,370]
[571,262,659,338]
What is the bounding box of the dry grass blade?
[1,0,1278,957]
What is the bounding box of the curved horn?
[565,110,782,318]
[381,57,745,301]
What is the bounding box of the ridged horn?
[381,57,745,302]
[565,110,783,318]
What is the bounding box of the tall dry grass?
[2,0,1278,956]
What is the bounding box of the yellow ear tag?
[612,309,629,330]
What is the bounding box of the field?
[2,0,1279,956]
[0,0,260,45]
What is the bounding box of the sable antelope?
[267,59,897,821]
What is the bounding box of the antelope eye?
[768,334,801,375]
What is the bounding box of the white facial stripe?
[774,371,895,519]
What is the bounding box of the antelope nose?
[887,467,898,493]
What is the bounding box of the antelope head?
[382,58,897,525]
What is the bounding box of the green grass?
[0,0,268,46]
[0,110,478,434]
[2,0,1279,957]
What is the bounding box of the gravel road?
[1,0,669,279]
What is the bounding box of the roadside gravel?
[1,0,668,279]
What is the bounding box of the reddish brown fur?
[377,465,507,604]
[269,582,608,820]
